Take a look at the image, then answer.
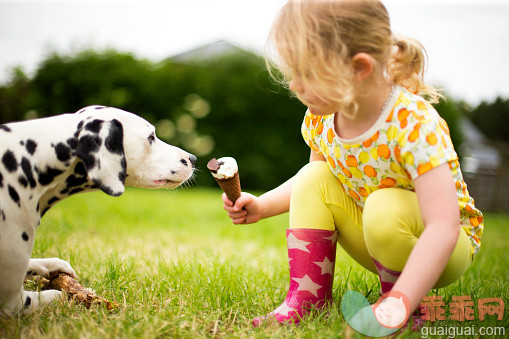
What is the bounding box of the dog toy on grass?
[207,157,241,204]
[37,273,119,311]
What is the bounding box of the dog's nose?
[189,154,197,167]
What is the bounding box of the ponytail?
[388,36,443,104]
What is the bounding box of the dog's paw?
[20,290,64,315]
[27,258,78,280]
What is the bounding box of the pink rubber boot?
[372,258,424,331]
[252,228,338,326]
[373,258,400,295]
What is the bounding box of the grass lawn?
[1,187,507,338]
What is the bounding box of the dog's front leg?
[26,258,78,280]
[1,257,73,314]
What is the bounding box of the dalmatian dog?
[0,105,196,314]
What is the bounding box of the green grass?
[0,187,507,338]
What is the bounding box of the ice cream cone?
[207,157,241,204]
[214,171,241,204]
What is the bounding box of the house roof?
[170,40,247,63]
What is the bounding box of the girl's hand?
[222,192,263,225]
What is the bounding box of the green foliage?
[468,97,509,143]
[0,47,487,190]
[0,67,32,123]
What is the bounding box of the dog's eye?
[148,133,156,145]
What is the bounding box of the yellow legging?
[289,161,473,288]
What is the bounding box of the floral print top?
[301,86,483,255]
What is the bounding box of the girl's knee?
[293,161,335,193]
[363,188,423,263]
[364,188,422,233]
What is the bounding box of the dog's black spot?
[2,150,18,172]
[119,158,127,182]
[0,125,12,132]
[76,135,101,170]
[66,137,78,150]
[91,178,112,195]
[48,196,59,206]
[21,157,37,188]
[25,139,37,155]
[37,167,64,186]
[0,210,5,221]
[36,202,40,212]
[0,171,3,188]
[8,185,20,207]
[77,108,87,114]
[180,159,188,167]
[55,143,71,162]
[18,175,28,188]
[85,119,103,133]
[74,121,85,138]
[59,163,88,196]
[94,106,106,110]
[78,135,102,153]
[74,162,87,176]
[105,120,124,155]
[41,207,50,217]
[26,270,33,276]
[24,296,31,308]
[69,187,84,195]
[19,141,24,146]
[65,174,87,189]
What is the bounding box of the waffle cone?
[214,171,241,204]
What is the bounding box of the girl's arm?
[392,162,461,313]
[224,150,326,224]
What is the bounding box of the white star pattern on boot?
[287,233,310,253]
[313,257,334,275]
[274,301,294,317]
[292,274,322,297]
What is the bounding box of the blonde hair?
[265,0,443,115]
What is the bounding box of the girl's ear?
[352,53,374,82]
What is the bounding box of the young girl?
[221,0,483,328]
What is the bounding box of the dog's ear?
[75,119,126,196]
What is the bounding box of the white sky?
[1,0,508,105]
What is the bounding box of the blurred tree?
[0,67,31,123]
[468,97,509,143]
[180,52,309,190]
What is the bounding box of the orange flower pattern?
[301,86,483,255]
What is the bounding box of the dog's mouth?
[153,179,180,185]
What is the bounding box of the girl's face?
[289,76,340,116]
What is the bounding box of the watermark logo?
[342,291,506,337]
[341,290,410,337]
[420,295,504,322]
